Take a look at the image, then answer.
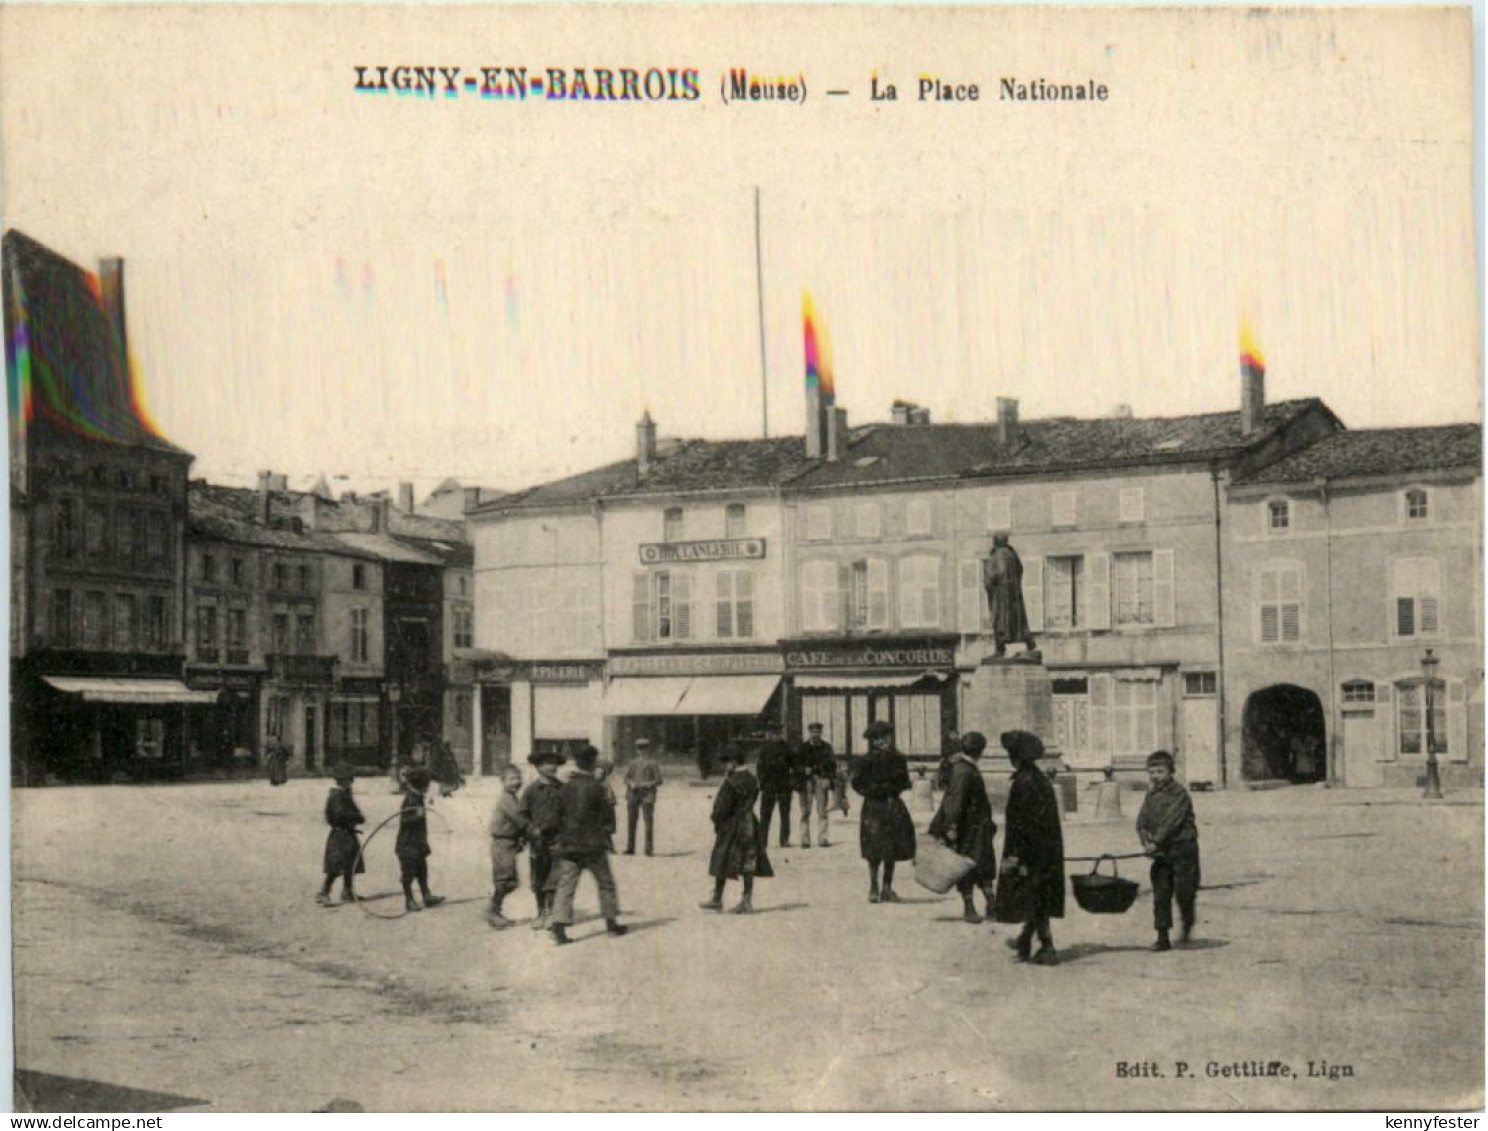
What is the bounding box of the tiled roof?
[390,532,474,569]
[4,230,190,457]
[187,481,377,557]
[792,400,1336,489]
[331,532,445,565]
[1234,425,1481,486]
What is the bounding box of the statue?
[983,533,1036,658]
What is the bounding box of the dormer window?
[1404,488,1429,522]
[1267,499,1290,533]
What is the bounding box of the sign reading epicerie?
[638,538,766,565]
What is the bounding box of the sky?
[0,5,1477,498]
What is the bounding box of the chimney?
[908,406,931,426]
[997,397,1020,449]
[636,411,657,474]
[374,497,390,533]
[892,400,913,426]
[1241,360,1266,436]
[398,481,415,513]
[268,473,288,492]
[826,407,848,462]
[257,470,273,524]
[463,487,481,514]
[97,257,127,355]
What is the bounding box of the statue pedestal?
[962,657,1053,748]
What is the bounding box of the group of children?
[316,738,1202,955]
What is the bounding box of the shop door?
[481,686,511,775]
[1342,711,1382,787]
[304,705,318,772]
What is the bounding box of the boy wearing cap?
[317,765,365,906]
[999,730,1065,965]
[623,737,664,856]
[929,731,998,923]
[519,749,566,930]
[1137,750,1201,951]
[548,744,627,945]
[852,720,917,902]
[488,765,529,928]
[796,723,837,848]
[396,767,445,913]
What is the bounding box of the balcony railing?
[266,653,337,685]
[225,648,251,666]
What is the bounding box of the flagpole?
[754,186,769,438]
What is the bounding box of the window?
[271,612,290,653]
[297,564,311,591]
[297,613,316,653]
[1183,672,1217,697]
[899,555,941,629]
[1045,555,1085,629]
[85,505,107,557]
[82,592,107,648]
[114,509,134,561]
[196,604,218,658]
[855,503,882,540]
[1392,557,1441,638]
[1118,488,1145,524]
[146,513,167,564]
[725,503,747,539]
[716,570,757,638]
[1052,677,1091,759]
[1267,499,1290,533]
[114,594,136,650]
[1113,551,1155,627]
[273,563,289,590]
[1404,488,1429,521]
[453,605,474,649]
[231,558,246,586]
[54,498,77,559]
[986,495,1012,532]
[846,559,889,631]
[800,560,841,632]
[202,552,217,582]
[145,596,166,649]
[51,589,73,646]
[353,563,367,590]
[1256,562,1303,644]
[805,505,832,542]
[1342,679,1376,704]
[458,575,468,597]
[905,498,933,537]
[227,607,247,649]
[644,570,692,640]
[1051,491,1077,528]
[1396,681,1448,757]
[266,695,291,740]
[135,718,165,759]
[1110,678,1159,761]
[328,699,380,749]
[663,507,685,543]
[350,608,369,663]
[150,474,167,496]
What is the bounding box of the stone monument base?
[962,656,1053,749]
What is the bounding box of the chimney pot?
[399,481,415,512]
[826,407,849,462]
[996,397,1020,450]
[1241,366,1266,436]
[97,258,127,355]
[462,486,481,513]
[636,411,657,474]
[892,401,912,426]
[908,406,931,426]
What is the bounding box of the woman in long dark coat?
[317,765,365,906]
[928,731,998,923]
[702,745,773,914]
[852,721,916,903]
[998,730,1065,965]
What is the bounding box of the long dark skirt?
[323,829,365,876]
[709,812,774,879]
[859,796,916,862]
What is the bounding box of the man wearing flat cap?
[623,737,664,856]
[519,747,566,930]
[851,720,916,902]
[998,730,1065,964]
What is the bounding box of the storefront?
[326,676,385,771]
[782,635,958,763]
[33,674,222,781]
[472,658,605,772]
[182,667,263,773]
[603,649,784,771]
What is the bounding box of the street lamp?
[1421,649,1443,800]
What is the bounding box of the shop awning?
[675,675,780,717]
[794,672,948,691]
[43,677,220,705]
[602,677,693,717]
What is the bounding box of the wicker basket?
[1070,855,1140,914]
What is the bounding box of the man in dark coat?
[852,720,916,902]
[518,748,566,930]
[1137,750,1201,951]
[999,730,1065,965]
[984,534,1036,657]
[623,736,665,856]
[702,744,773,914]
[928,731,998,923]
[548,744,626,945]
[795,723,837,848]
[755,729,795,849]
[317,765,364,906]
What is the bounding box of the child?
[488,765,529,928]
[1136,750,1201,951]
[396,767,445,913]
[518,749,566,930]
[318,765,364,906]
[701,744,773,914]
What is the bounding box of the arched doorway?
[1241,685,1327,784]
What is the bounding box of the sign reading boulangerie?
[638,538,766,564]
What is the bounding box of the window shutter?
[1087,552,1111,631]
[1281,604,1300,642]
[958,559,982,633]
[1396,598,1415,638]
[898,558,917,627]
[714,571,732,638]
[1089,674,1112,754]
[1376,684,1395,760]
[1023,556,1044,633]
[1259,606,1279,643]
[1422,558,1442,635]
[1153,549,1176,628]
[674,573,692,640]
[868,559,890,629]
[1448,681,1468,762]
[834,563,851,631]
[923,558,941,627]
